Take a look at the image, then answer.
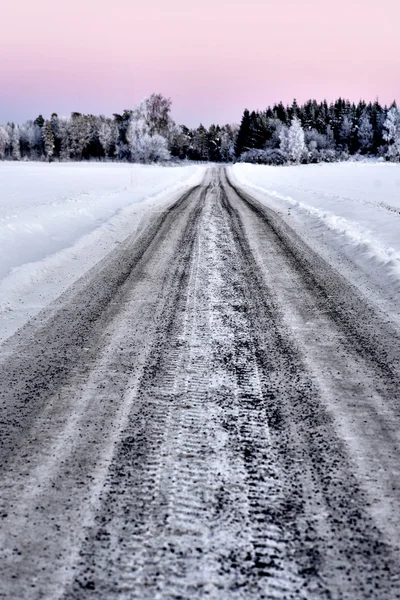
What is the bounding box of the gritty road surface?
[1,168,400,599]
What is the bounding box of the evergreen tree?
[279,124,289,154]
[358,112,373,153]
[69,113,92,160]
[383,107,400,161]
[11,126,21,160]
[0,125,9,160]
[34,115,45,129]
[274,102,289,124]
[43,120,55,161]
[193,125,209,160]
[235,109,251,157]
[339,115,353,151]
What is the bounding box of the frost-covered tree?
[169,124,191,159]
[126,117,170,163]
[192,124,209,160]
[220,124,238,162]
[325,125,336,150]
[11,126,21,160]
[138,93,173,137]
[54,117,71,161]
[98,119,114,158]
[305,129,329,150]
[0,125,9,160]
[358,112,373,153]
[43,120,55,161]
[339,115,353,150]
[287,117,306,162]
[278,124,289,154]
[69,113,91,160]
[383,107,400,161]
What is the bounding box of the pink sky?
[1,0,399,126]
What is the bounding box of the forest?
[0,94,399,164]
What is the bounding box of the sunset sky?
[1,0,399,126]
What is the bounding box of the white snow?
[230,161,400,319]
[0,162,205,342]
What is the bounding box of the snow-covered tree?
[339,115,353,149]
[0,125,9,160]
[98,118,118,158]
[55,117,71,161]
[278,124,289,153]
[287,117,306,162]
[169,124,190,159]
[69,113,91,160]
[140,93,173,137]
[325,125,336,150]
[126,117,170,163]
[192,124,209,160]
[18,121,43,158]
[43,120,55,161]
[383,107,400,161]
[11,126,21,160]
[358,112,373,152]
[220,124,238,162]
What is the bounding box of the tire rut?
[0,186,201,466]
[2,168,400,600]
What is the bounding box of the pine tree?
[69,113,91,160]
[278,125,289,154]
[55,118,71,161]
[339,115,353,151]
[0,125,9,160]
[358,112,373,153]
[193,125,209,160]
[43,120,55,161]
[235,109,251,157]
[34,115,45,129]
[248,112,269,149]
[274,102,289,124]
[324,125,334,149]
[383,107,400,161]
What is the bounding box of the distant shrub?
[237,148,288,165]
[317,149,338,163]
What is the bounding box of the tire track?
[65,168,400,600]
[65,172,306,599]
[2,167,400,599]
[221,170,400,598]
[0,182,207,600]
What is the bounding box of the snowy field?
[231,161,400,319]
[0,162,204,342]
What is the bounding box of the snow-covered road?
[0,162,204,342]
[231,161,400,324]
[1,167,400,599]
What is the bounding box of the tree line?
[0,95,399,164]
[0,94,237,164]
[235,98,400,164]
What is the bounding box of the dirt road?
[1,168,400,599]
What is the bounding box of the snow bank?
[230,162,400,316]
[0,162,204,342]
